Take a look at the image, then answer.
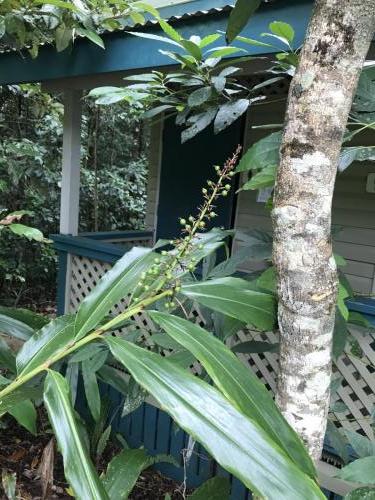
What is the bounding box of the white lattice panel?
[70,254,157,335]
[68,253,375,440]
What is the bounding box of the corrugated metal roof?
[0,1,233,54]
[129,2,234,30]
[0,0,280,54]
[100,0,278,36]
[0,0,311,85]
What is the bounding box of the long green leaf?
[105,337,324,499]
[43,370,109,499]
[35,0,80,11]
[159,19,182,43]
[269,21,295,44]
[232,340,278,353]
[77,28,105,49]
[0,306,48,331]
[102,448,176,499]
[16,315,75,376]
[0,385,41,417]
[0,313,34,341]
[181,277,276,331]
[226,0,261,43]
[236,131,282,172]
[336,457,375,484]
[344,430,375,458]
[344,487,375,499]
[150,312,316,478]
[127,31,182,48]
[97,364,129,395]
[339,146,375,172]
[8,399,37,435]
[74,247,152,340]
[1,471,16,500]
[82,359,101,422]
[0,338,16,372]
[9,223,44,241]
[241,164,276,190]
[189,477,230,500]
[214,99,249,134]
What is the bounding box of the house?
[1,0,374,497]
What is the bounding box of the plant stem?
[0,150,240,405]
[0,290,170,403]
[154,150,239,294]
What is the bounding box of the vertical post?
[60,89,82,236]
[59,89,82,314]
[145,120,164,244]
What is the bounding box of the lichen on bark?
[272,0,375,461]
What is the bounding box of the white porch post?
[60,89,82,235]
[60,89,82,313]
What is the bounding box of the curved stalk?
[0,150,240,408]
[0,291,169,402]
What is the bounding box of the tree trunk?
[272,0,375,462]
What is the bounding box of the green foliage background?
[0,84,149,306]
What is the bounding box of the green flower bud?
[198,244,204,249]
[144,285,149,291]
[169,301,176,308]
[165,302,171,309]
[161,250,167,256]
[222,190,228,197]
[202,188,208,195]
[210,211,217,218]
[175,286,181,292]
[179,218,186,226]
[154,258,160,264]
[214,165,220,172]
[185,224,191,230]
[199,221,205,228]
[188,263,195,271]
[225,184,231,190]
[188,216,194,223]
[141,272,146,280]
[229,171,235,177]
[167,290,173,296]
[169,240,174,245]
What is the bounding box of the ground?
[0,411,187,499]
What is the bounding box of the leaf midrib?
[75,252,151,338]
[49,374,106,499]
[183,288,274,318]
[162,318,312,474]
[18,319,73,375]
[109,339,318,499]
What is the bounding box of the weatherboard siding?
[234,107,375,295]
[145,120,164,238]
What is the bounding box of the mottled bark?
[272,0,375,461]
